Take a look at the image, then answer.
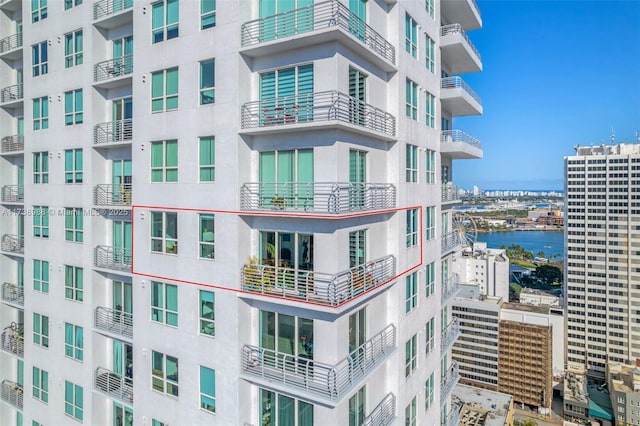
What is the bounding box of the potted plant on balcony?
[271,195,286,210]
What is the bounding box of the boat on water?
[544,245,551,248]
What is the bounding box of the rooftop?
[453,384,513,426]
[502,302,550,314]
[456,284,503,304]
[608,361,640,394]
[573,142,640,156]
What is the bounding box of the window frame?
[64,0,83,10]
[425,262,435,298]
[199,290,215,336]
[425,372,435,410]
[405,271,418,313]
[199,213,215,259]
[64,29,83,68]
[64,89,83,125]
[64,149,83,183]
[425,34,435,73]
[151,140,178,182]
[201,0,216,29]
[64,265,84,302]
[33,152,49,184]
[152,0,179,43]
[33,259,49,293]
[151,68,179,112]
[425,149,436,184]
[425,0,434,18]
[32,42,48,76]
[405,14,417,58]
[151,350,179,397]
[64,381,83,421]
[405,334,417,377]
[151,281,178,327]
[31,0,47,23]
[33,206,49,238]
[405,396,417,426]
[33,312,49,348]
[405,144,418,182]
[199,59,215,105]
[64,322,83,361]
[406,208,418,248]
[405,79,418,120]
[198,137,215,182]
[151,211,178,254]
[425,206,435,240]
[425,317,435,355]
[33,97,49,130]
[425,91,435,128]
[199,366,216,413]
[32,366,49,404]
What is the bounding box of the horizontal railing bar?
[441,76,481,104]
[440,23,481,60]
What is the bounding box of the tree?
[536,251,546,259]
[535,264,562,284]
[522,420,538,426]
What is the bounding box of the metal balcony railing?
[441,274,460,304]
[95,306,133,338]
[1,323,24,357]
[95,367,133,404]
[241,0,395,64]
[441,183,461,203]
[441,317,460,352]
[441,77,481,105]
[240,182,396,214]
[94,54,133,82]
[1,234,23,254]
[363,392,396,426]
[93,0,133,20]
[241,90,396,137]
[440,23,481,61]
[1,283,24,306]
[242,255,396,306]
[1,135,24,153]
[94,245,132,272]
[443,403,461,426]
[1,185,23,203]
[0,32,22,54]
[241,324,395,400]
[94,119,133,145]
[440,361,460,405]
[94,184,132,206]
[0,84,23,104]
[441,130,482,149]
[441,232,463,254]
[1,380,23,409]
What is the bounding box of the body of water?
[476,230,564,259]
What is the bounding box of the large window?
[65,0,82,9]
[151,351,179,397]
[151,281,178,326]
[33,259,49,293]
[425,149,436,184]
[259,149,313,209]
[425,317,435,355]
[199,60,215,105]
[32,0,47,22]
[406,144,418,182]
[64,90,83,125]
[64,149,83,183]
[33,152,49,183]
[405,396,417,426]
[33,206,49,238]
[151,211,178,254]
[64,265,83,302]
[152,0,179,43]
[64,30,83,68]
[199,137,215,181]
[260,65,314,124]
[349,386,366,426]
[33,97,49,130]
[406,208,418,247]
[260,311,314,362]
[200,366,216,413]
[199,214,214,259]
[64,323,83,361]
[260,389,314,426]
[425,372,435,410]
[425,91,435,128]
[33,366,49,403]
[405,14,417,58]
[201,0,216,29]
[151,68,179,112]
[199,290,215,336]
[425,206,435,240]
[405,334,417,378]
[33,313,49,348]
[151,140,178,182]
[425,0,434,18]
[406,271,418,313]
[425,261,435,298]
[32,42,48,76]
[425,34,435,73]
[64,381,83,421]
[65,208,83,242]
[405,79,418,120]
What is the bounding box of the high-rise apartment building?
[0,0,482,424]
[565,143,640,379]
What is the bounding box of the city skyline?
[454,0,640,191]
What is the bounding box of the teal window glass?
[151,140,178,182]
[33,206,49,238]
[151,68,179,112]
[151,351,179,397]
[33,259,49,293]
[151,281,178,326]
[31,0,47,22]
[425,206,435,240]
[406,144,418,182]
[200,366,216,413]
[405,79,417,120]
[32,366,48,403]
[406,208,418,247]
[201,0,216,29]
[199,59,215,104]
[64,381,83,421]
[33,152,49,184]
[33,313,49,348]
[199,137,215,181]
[425,34,435,73]
[65,0,82,10]
[199,214,215,259]
[64,265,83,302]
[405,14,417,58]
[32,42,48,76]
[425,316,435,354]
[65,208,83,242]
[64,30,83,67]
[151,211,178,254]
[405,334,417,377]
[425,0,434,18]
[152,0,179,43]
[425,261,435,298]
[425,149,436,183]
[64,323,83,361]
[405,271,418,313]
[64,89,83,125]
[64,149,83,183]
[425,91,435,128]
[199,290,215,335]
[425,372,435,410]
[405,396,417,426]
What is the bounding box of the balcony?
[93,55,133,88]
[440,24,482,74]
[443,403,461,426]
[441,317,460,352]
[1,235,23,255]
[94,306,132,339]
[94,246,132,272]
[441,232,463,255]
[363,392,396,426]
[1,135,24,155]
[0,32,22,59]
[1,283,23,307]
[441,274,460,305]
[1,185,23,204]
[440,362,460,405]
[440,130,482,160]
[441,183,462,204]
[93,0,133,30]
[441,0,482,31]
[1,323,23,357]
[241,324,395,404]
[0,84,23,108]
[0,0,21,12]
[240,182,395,215]
[94,367,133,404]
[440,77,482,116]
[93,119,133,146]
[240,0,395,71]
[241,91,395,140]
[241,255,395,307]
[94,184,132,207]
[0,380,22,409]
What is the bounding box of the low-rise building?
[608,361,640,426]
[453,384,514,426]
[453,242,510,299]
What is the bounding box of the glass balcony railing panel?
[441,232,463,254]
[240,182,395,214]
[94,245,132,272]
[441,317,460,352]
[241,91,396,137]
[241,255,395,306]
[1,234,23,254]
[0,380,23,409]
[1,323,23,357]
[93,0,133,20]
[0,84,23,104]
[241,324,395,400]
[1,283,24,306]
[241,0,395,64]
[0,32,22,54]
[440,361,460,405]
[94,54,133,82]
[441,274,460,304]
[363,392,396,426]
[94,367,133,404]
[94,184,132,206]
[95,306,133,338]
[93,119,133,145]
[440,24,481,61]
[1,185,23,203]
[441,77,481,105]
[441,130,482,149]
[0,135,24,154]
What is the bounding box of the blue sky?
[453,0,640,191]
